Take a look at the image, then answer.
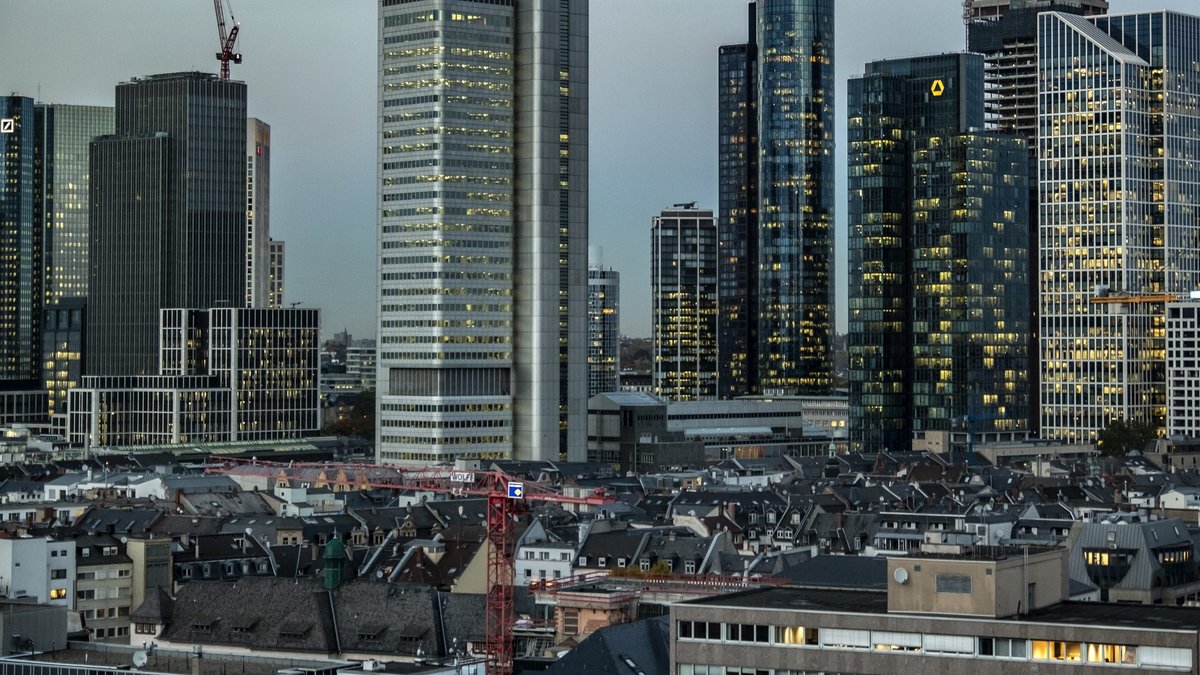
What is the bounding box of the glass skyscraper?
[0,95,40,385]
[88,72,248,376]
[848,53,1031,452]
[376,0,588,464]
[1038,11,1200,441]
[718,0,835,398]
[653,205,719,401]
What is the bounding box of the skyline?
[3,0,1194,339]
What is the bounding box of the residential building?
[587,248,620,398]
[652,205,717,401]
[0,536,75,607]
[376,0,589,464]
[68,307,319,447]
[88,72,247,376]
[0,95,41,388]
[245,118,271,308]
[1038,11,1200,441]
[717,0,836,398]
[75,535,133,642]
[848,53,1030,452]
[346,339,377,391]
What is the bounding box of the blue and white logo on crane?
[507,481,524,499]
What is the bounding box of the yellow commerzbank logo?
[931,80,945,97]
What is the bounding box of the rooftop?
[685,587,1200,632]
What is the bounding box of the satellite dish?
[893,567,910,585]
[133,651,148,668]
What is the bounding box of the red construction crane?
[205,458,613,675]
[212,0,242,80]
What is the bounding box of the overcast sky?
[1,1,1191,338]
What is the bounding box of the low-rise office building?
[672,547,1200,673]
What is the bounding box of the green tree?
[1096,417,1158,457]
[323,389,375,439]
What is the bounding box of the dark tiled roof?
[542,617,670,675]
[130,586,173,623]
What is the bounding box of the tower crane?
[213,0,242,80]
[205,458,613,675]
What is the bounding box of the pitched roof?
[542,617,670,675]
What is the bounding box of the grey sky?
[2,1,1192,339]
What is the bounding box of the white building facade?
[376,0,589,464]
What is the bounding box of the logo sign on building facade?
[507,482,524,499]
[930,80,945,97]
[0,119,14,133]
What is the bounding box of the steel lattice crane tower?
[207,459,614,675]
[213,0,242,80]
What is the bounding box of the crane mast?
[213,0,242,80]
[207,459,613,675]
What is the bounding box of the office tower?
[717,0,835,398]
[1167,300,1200,439]
[848,53,1030,453]
[88,72,247,376]
[246,118,271,307]
[587,248,619,398]
[35,104,115,304]
[69,307,319,447]
[0,95,41,386]
[33,104,114,424]
[376,0,588,464]
[967,0,1108,433]
[652,205,718,401]
[268,238,285,308]
[1038,11,1200,442]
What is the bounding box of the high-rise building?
[587,248,619,399]
[848,53,1030,453]
[967,0,1109,434]
[0,95,41,386]
[33,103,114,425]
[88,72,247,376]
[717,0,835,398]
[246,118,271,308]
[1038,11,1200,442]
[376,0,588,464]
[35,104,115,305]
[268,238,285,308]
[652,205,718,401]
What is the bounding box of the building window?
[678,621,721,641]
[598,557,606,568]
[49,588,67,600]
[50,569,67,580]
[820,628,871,650]
[684,561,696,574]
[873,631,922,652]
[1087,643,1135,664]
[725,623,770,643]
[639,559,650,572]
[1031,640,1081,662]
[776,626,819,646]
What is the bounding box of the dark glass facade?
[653,207,719,401]
[42,297,86,422]
[717,0,835,398]
[0,95,41,385]
[848,54,1030,452]
[88,72,247,376]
